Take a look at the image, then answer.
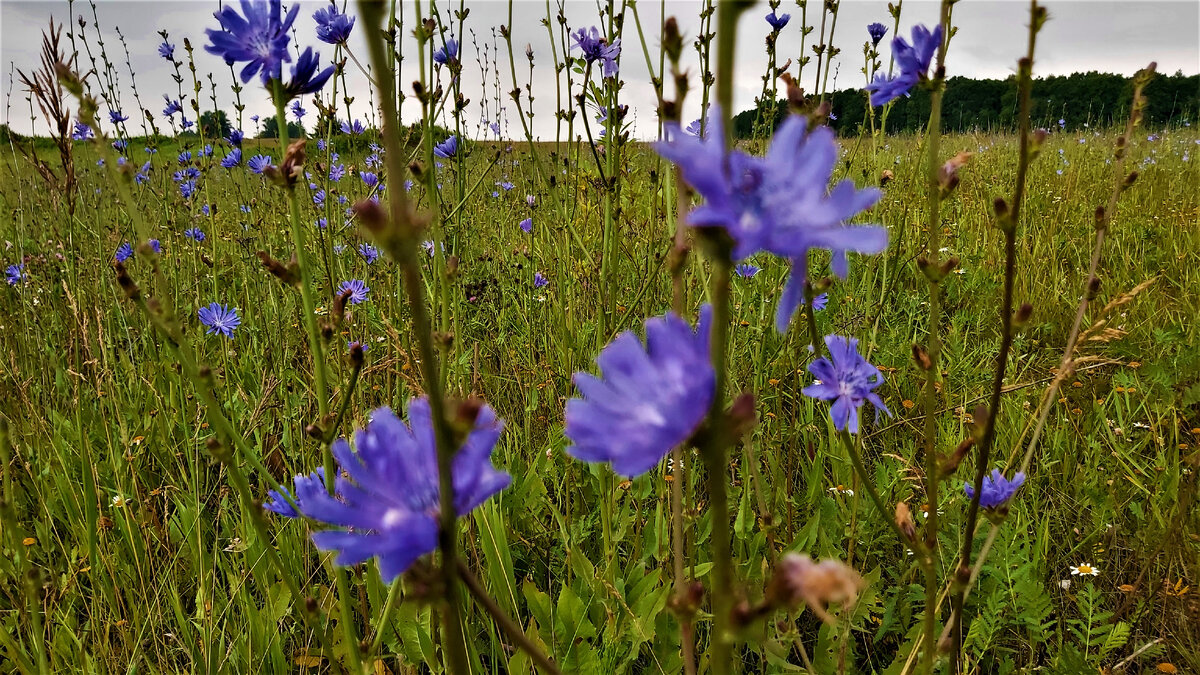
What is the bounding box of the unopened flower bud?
[879,169,894,186]
[1014,302,1033,327]
[940,436,975,477]
[352,199,388,233]
[912,344,933,371]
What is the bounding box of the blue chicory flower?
[735,263,761,278]
[222,148,243,168]
[572,26,620,79]
[294,400,511,581]
[766,11,790,30]
[204,0,300,86]
[338,279,370,304]
[5,263,26,286]
[433,37,459,65]
[313,4,355,44]
[802,335,890,434]
[158,41,175,59]
[198,302,241,338]
[247,154,273,174]
[964,469,1026,509]
[519,218,533,234]
[565,306,714,477]
[867,22,888,46]
[358,243,380,264]
[184,227,206,242]
[114,243,134,263]
[865,24,942,107]
[433,135,458,158]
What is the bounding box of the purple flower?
[433,37,459,66]
[685,118,705,137]
[735,263,760,278]
[291,100,307,120]
[293,400,510,581]
[247,154,273,174]
[279,47,335,99]
[964,469,1026,509]
[525,194,536,207]
[5,263,26,286]
[163,97,183,117]
[114,243,134,263]
[222,148,243,168]
[533,272,548,288]
[109,110,128,124]
[227,129,244,146]
[158,41,175,59]
[313,189,326,206]
[338,279,370,304]
[71,122,94,141]
[316,217,328,229]
[866,24,942,107]
[499,181,514,192]
[313,4,355,44]
[198,302,241,338]
[811,292,828,311]
[433,135,458,158]
[802,335,890,434]
[565,307,713,477]
[360,172,379,188]
[329,164,345,181]
[112,139,128,151]
[519,218,533,234]
[766,11,790,30]
[184,227,206,242]
[867,22,888,46]
[263,468,325,518]
[358,243,380,264]
[656,110,885,330]
[178,150,193,164]
[572,27,620,79]
[490,121,500,136]
[340,119,366,135]
[179,179,198,199]
[148,239,161,254]
[204,0,300,86]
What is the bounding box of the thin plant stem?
[457,559,563,675]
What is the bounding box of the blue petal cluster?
[279,47,335,99]
[802,335,890,434]
[264,468,325,518]
[572,27,620,79]
[434,135,458,159]
[656,109,886,330]
[964,469,1026,509]
[433,38,459,66]
[867,22,888,46]
[338,279,370,304]
[866,24,942,107]
[295,400,511,581]
[205,0,300,85]
[313,5,355,45]
[565,306,714,477]
[198,302,241,338]
[766,11,791,30]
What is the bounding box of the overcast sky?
[2,0,1197,140]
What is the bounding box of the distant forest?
[734,70,1199,136]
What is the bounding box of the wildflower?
[201,204,211,216]
[247,154,273,174]
[179,180,198,199]
[184,227,206,242]
[329,163,345,181]
[433,37,459,66]
[565,307,713,477]
[240,204,251,214]
[263,468,325,518]
[685,118,705,137]
[278,47,335,99]
[490,121,500,136]
[147,239,161,253]
[205,0,300,86]
[867,22,888,46]
[572,27,620,79]
[313,4,355,45]
[112,139,128,151]
[533,272,548,288]
[358,243,380,264]
[316,217,328,229]
[499,181,514,191]
[803,335,890,434]
[765,11,790,30]
[227,129,244,146]
[180,116,194,130]
[735,263,761,278]
[312,190,326,206]
[162,97,183,117]
[338,279,370,304]
[221,148,243,168]
[111,494,129,508]
[360,172,379,188]
[519,218,533,234]
[1058,118,1066,128]
[5,263,25,286]
[811,292,828,311]
[865,24,942,107]
[178,150,193,164]
[295,400,510,581]
[70,121,95,141]
[655,111,884,330]
[1070,563,1100,576]
[158,41,175,59]
[525,194,536,207]
[433,135,458,158]
[963,469,1026,509]
[290,100,307,120]
[340,119,366,135]
[198,302,241,338]
[767,552,866,624]
[114,243,134,263]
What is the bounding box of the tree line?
[735,70,1198,136]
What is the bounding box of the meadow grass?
[1,119,1197,674]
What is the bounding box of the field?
[1,1,1199,674]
